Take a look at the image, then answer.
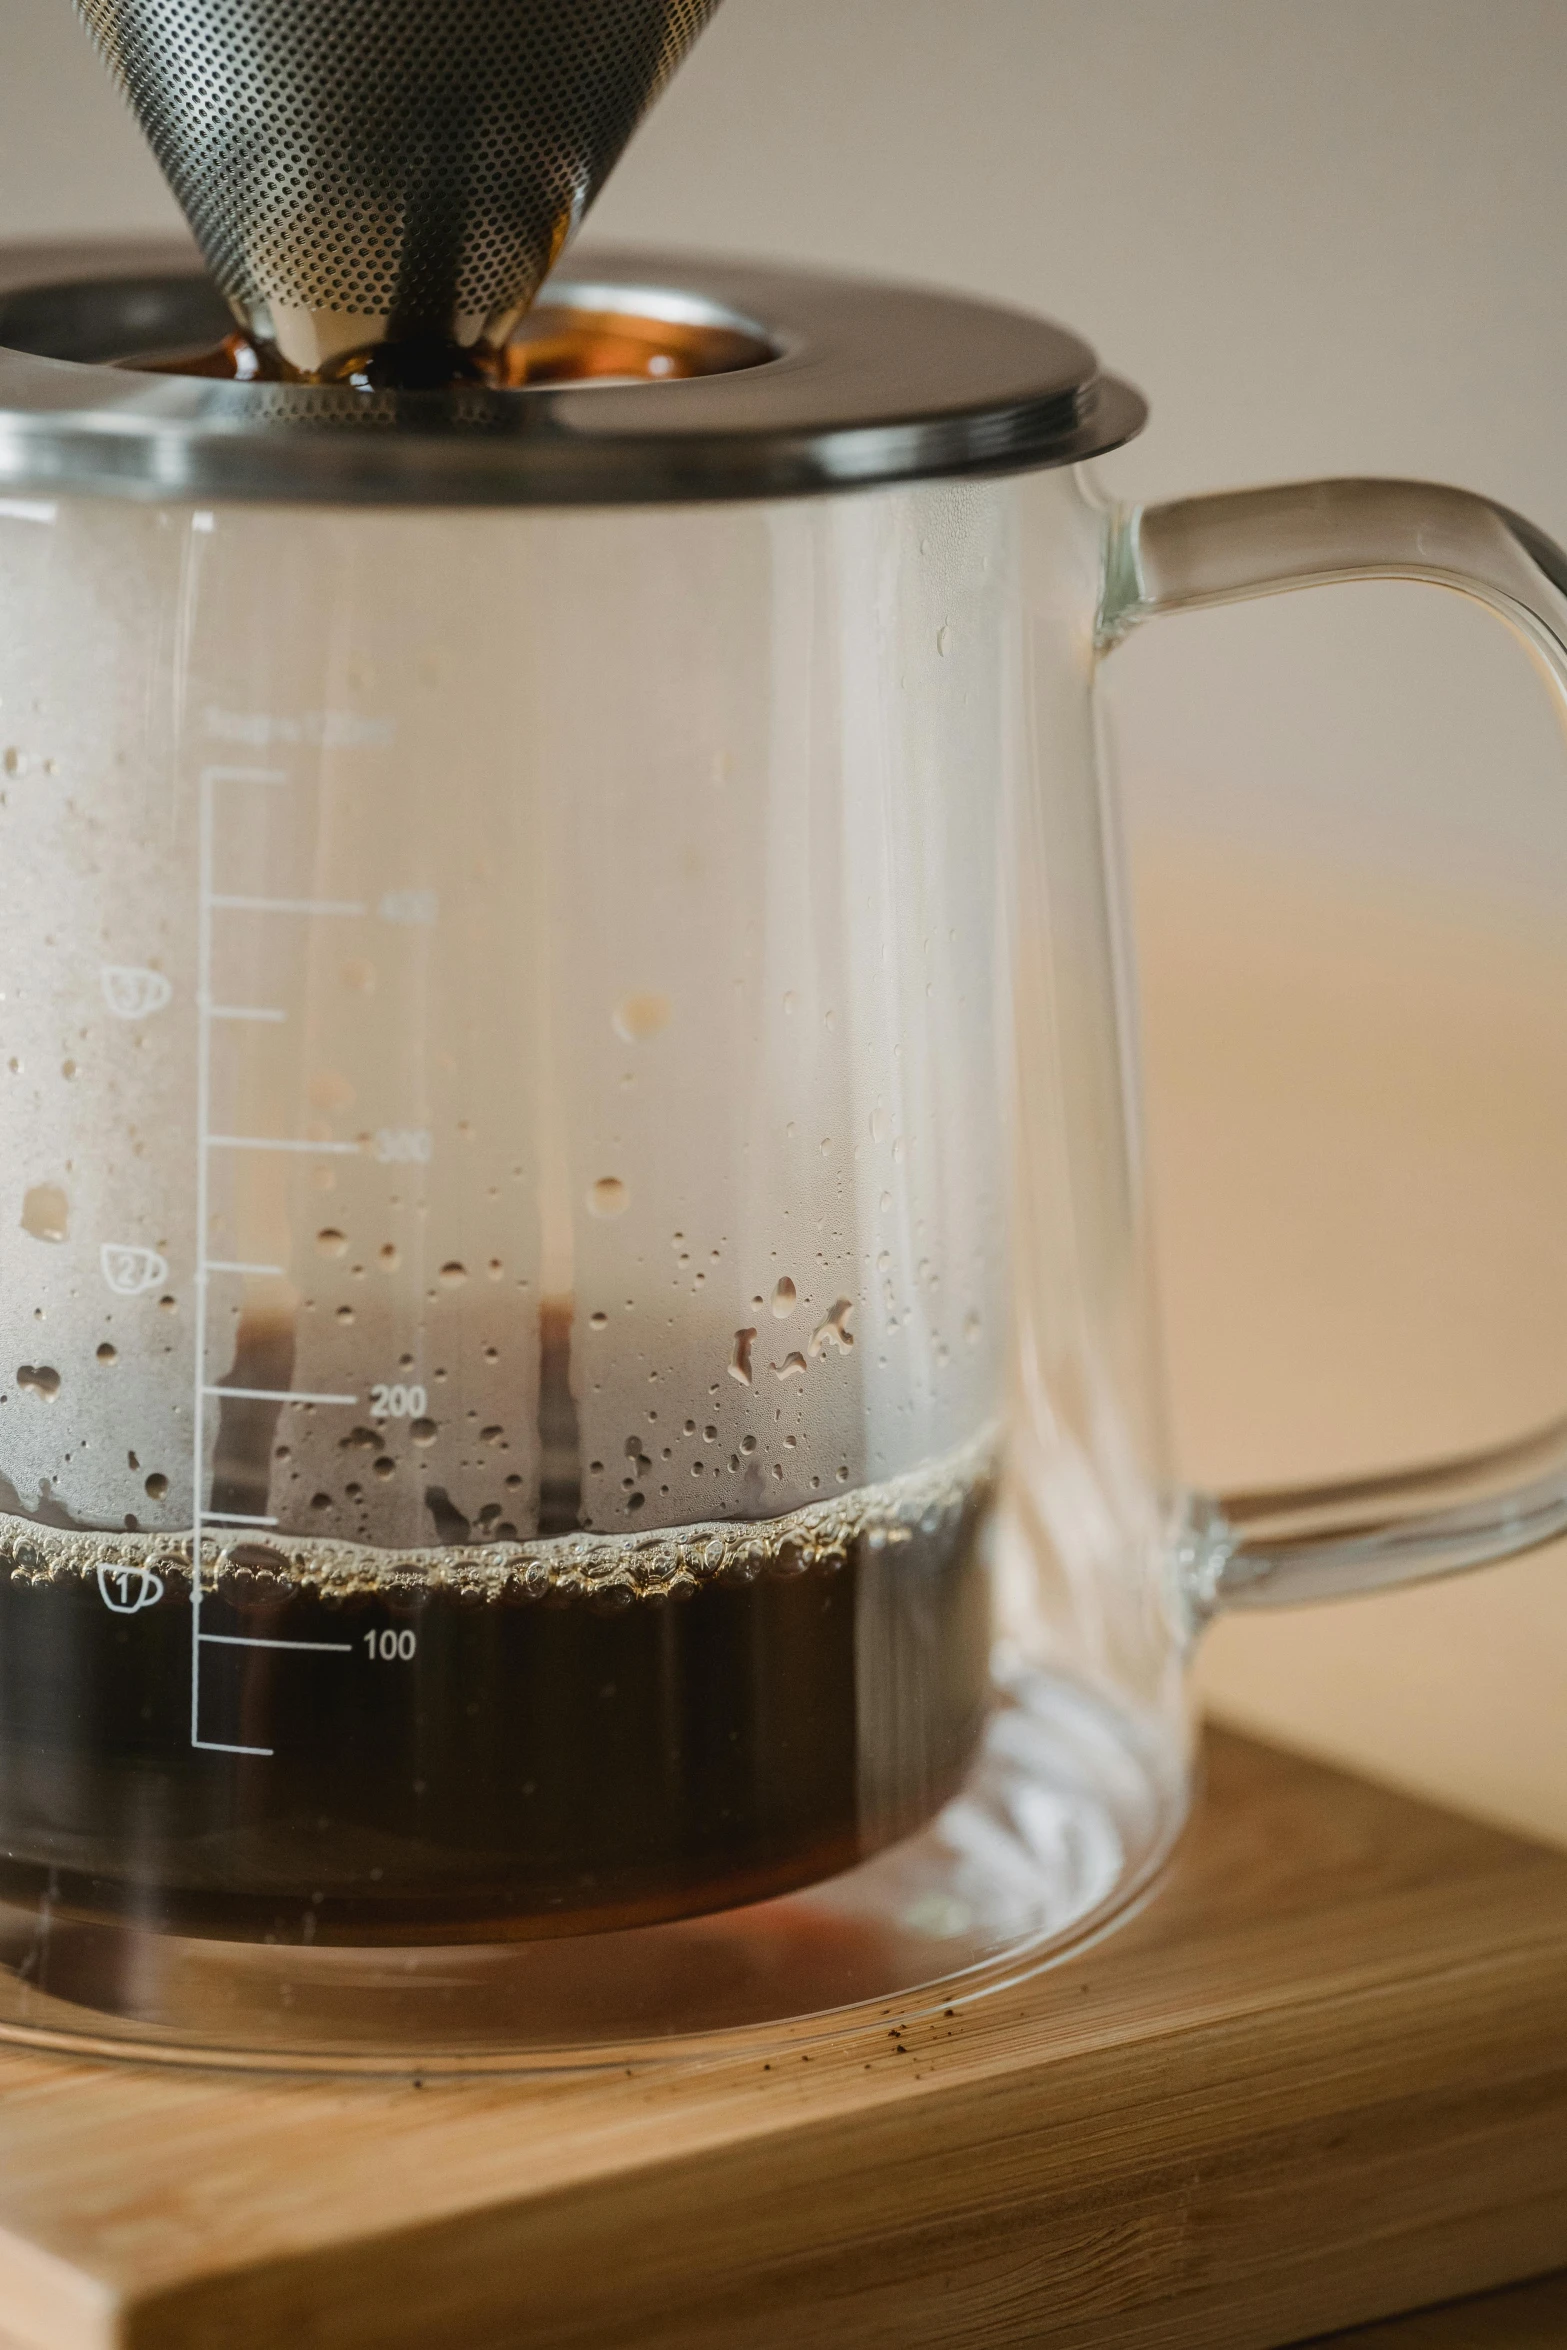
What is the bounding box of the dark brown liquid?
[122,305,774,392]
[0,1448,993,1944]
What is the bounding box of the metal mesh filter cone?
[74,0,723,374]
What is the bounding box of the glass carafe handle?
[1098,477,1567,1626]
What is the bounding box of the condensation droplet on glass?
[819,1137,832,1158]
[772,1352,807,1382]
[782,991,796,1016]
[810,1299,856,1358]
[17,1364,60,1399]
[877,1250,891,1273]
[728,1327,756,1386]
[439,1261,467,1286]
[771,1277,797,1319]
[879,1191,892,1215]
[20,1183,68,1243]
[144,1472,168,1500]
[964,1310,982,1345]
[612,993,671,1045]
[892,1137,905,1164]
[589,1311,608,1330]
[309,1068,355,1113]
[409,1418,438,1446]
[60,1059,76,1081]
[378,1243,399,1271]
[316,1228,347,1258]
[486,1258,504,1280]
[869,1106,888,1144]
[588,1177,629,1219]
[937,623,952,657]
[96,1342,117,1364]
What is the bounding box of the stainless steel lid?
[0,239,1146,507]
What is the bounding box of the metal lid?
[0,238,1146,507]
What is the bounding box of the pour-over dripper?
[73,0,723,378]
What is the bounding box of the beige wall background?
[4,0,1566,1841]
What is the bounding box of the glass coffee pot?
[0,240,1562,2067]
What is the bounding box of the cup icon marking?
[101,966,173,1020]
[100,1242,169,1297]
[97,1563,164,1614]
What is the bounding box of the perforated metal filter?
[73,0,722,375]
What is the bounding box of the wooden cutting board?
[0,1725,1563,2350]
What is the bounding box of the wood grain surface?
[0,1727,1562,2350]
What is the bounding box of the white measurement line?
[202,1259,285,1278]
[206,1135,360,1155]
[210,1004,286,1023]
[202,1510,279,1528]
[193,1738,275,1757]
[209,894,365,917]
[200,1633,355,1655]
[203,1384,358,1406]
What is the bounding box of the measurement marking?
[208,894,365,917]
[197,765,287,789]
[202,1510,279,1528]
[203,1384,358,1406]
[200,1634,355,1655]
[210,1004,286,1023]
[193,1739,275,1757]
[202,1259,285,1278]
[207,1135,360,1155]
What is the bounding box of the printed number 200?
[370,1382,427,1421]
[365,1628,417,1661]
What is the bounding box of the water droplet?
[772,1352,807,1381]
[810,1299,856,1358]
[892,1137,905,1164]
[60,1059,76,1081]
[612,993,671,1044]
[17,1364,59,1399]
[372,1456,396,1479]
[937,623,952,656]
[336,1304,354,1323]
[728,1327,756,1386]
[589,1310,608,1330]
[487,1258,503,1280]
[316,1228,348,1258]
[96,1342,117,1364]
[588,1177,629,1218]
[771,1277,797,1318]
[158,1293,177,1313]
[409,1418,438,1446]
[143,1472,168,1500]
[869,1106,888,1143]
[480,1425,503,1447]
[20,1183,67,1243]
[704,1423,718,1441]
[964,1310,982,1345]
[439,1261,467,1286]
[819,1137,832,1157]
[741,1433,758,1454]
[308,1068,355,1113]
[378,1243,399,1271]
[877,1250,891,1273]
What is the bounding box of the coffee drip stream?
[73,0,724,380]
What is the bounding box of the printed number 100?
[365,1628,417,1661]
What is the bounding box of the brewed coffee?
[0,1442,994,1943]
